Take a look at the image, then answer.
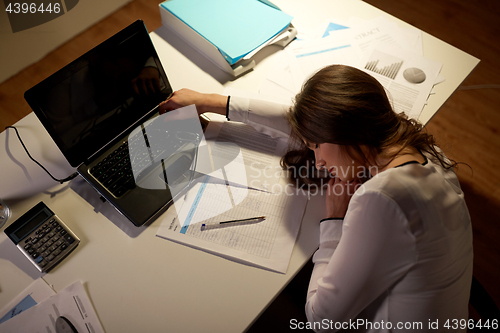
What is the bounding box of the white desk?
[0,1,478,332]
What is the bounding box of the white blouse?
[228,96,473,332]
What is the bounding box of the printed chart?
[364,50,404,80]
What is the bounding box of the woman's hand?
[325,177,361,219]
[159,88,227,116]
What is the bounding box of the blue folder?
[161,0,293,65]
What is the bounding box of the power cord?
[5,126,79,184]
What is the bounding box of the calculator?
[4,202,80,273]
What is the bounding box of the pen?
[201,216,266,229]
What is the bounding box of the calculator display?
[14,210,49,239]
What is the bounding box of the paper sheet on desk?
[157,178,307,273]
[157,115,307,273]
[0,278,55,324]
[286,35,361,91]
[0,281,104,333]
[261,17,443,121]
[261,18,351,99]
[199,114,289,192]
[342,17,411,58]
[361,46,442,119]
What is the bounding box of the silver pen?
[201,216,266,230]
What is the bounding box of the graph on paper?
[364,49,404,80]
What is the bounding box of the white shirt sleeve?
[228,96,291,139]
[305,190,417,331]
[307,219,344,306]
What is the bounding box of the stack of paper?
[161,0,293,65]
[0,279,104,332]
[157,113,307,274]
[261,16,444,120]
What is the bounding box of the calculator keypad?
[20,216,79,272]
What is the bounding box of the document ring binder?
[159,4,297,77]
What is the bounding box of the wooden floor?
[1,0,499,331]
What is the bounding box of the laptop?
[24,20,189,227]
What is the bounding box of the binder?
[159,0,297,76]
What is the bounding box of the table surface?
[0,1,479,332]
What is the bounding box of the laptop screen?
[25,20,173,167]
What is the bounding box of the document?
[0,278,55,324]
[285,35,361,92]
[0,281,104,333]
[158,178,307,273]
[261,18,351,99]
[201,116,289,192]
[261,17,444,120]
[339,16,411,58]
[361,46,442,119]
[157,115,307,273]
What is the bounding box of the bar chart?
[365,59,403,79]
[364,50,404,80]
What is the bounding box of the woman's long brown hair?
[281,65,455,187]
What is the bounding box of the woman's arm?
[159,88,291,139]
[159,88,228,115]
[306,191,416,331]
[229,96,291,139]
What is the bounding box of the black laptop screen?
[25,21,172,167]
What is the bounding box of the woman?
[159,65,473,332]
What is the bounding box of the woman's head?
[282,65,450,185]
[288,65,399,164]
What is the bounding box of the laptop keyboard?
[89,141,136,197]
[89,126,177,198]
[89,124,199,198]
